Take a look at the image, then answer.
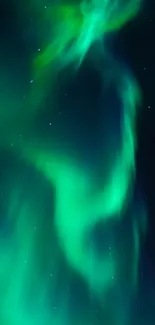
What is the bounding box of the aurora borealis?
[0,0,149,324]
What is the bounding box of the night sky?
[0,1,155,324]
[122,1,155,321]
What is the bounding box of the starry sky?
[0,1,155,324]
